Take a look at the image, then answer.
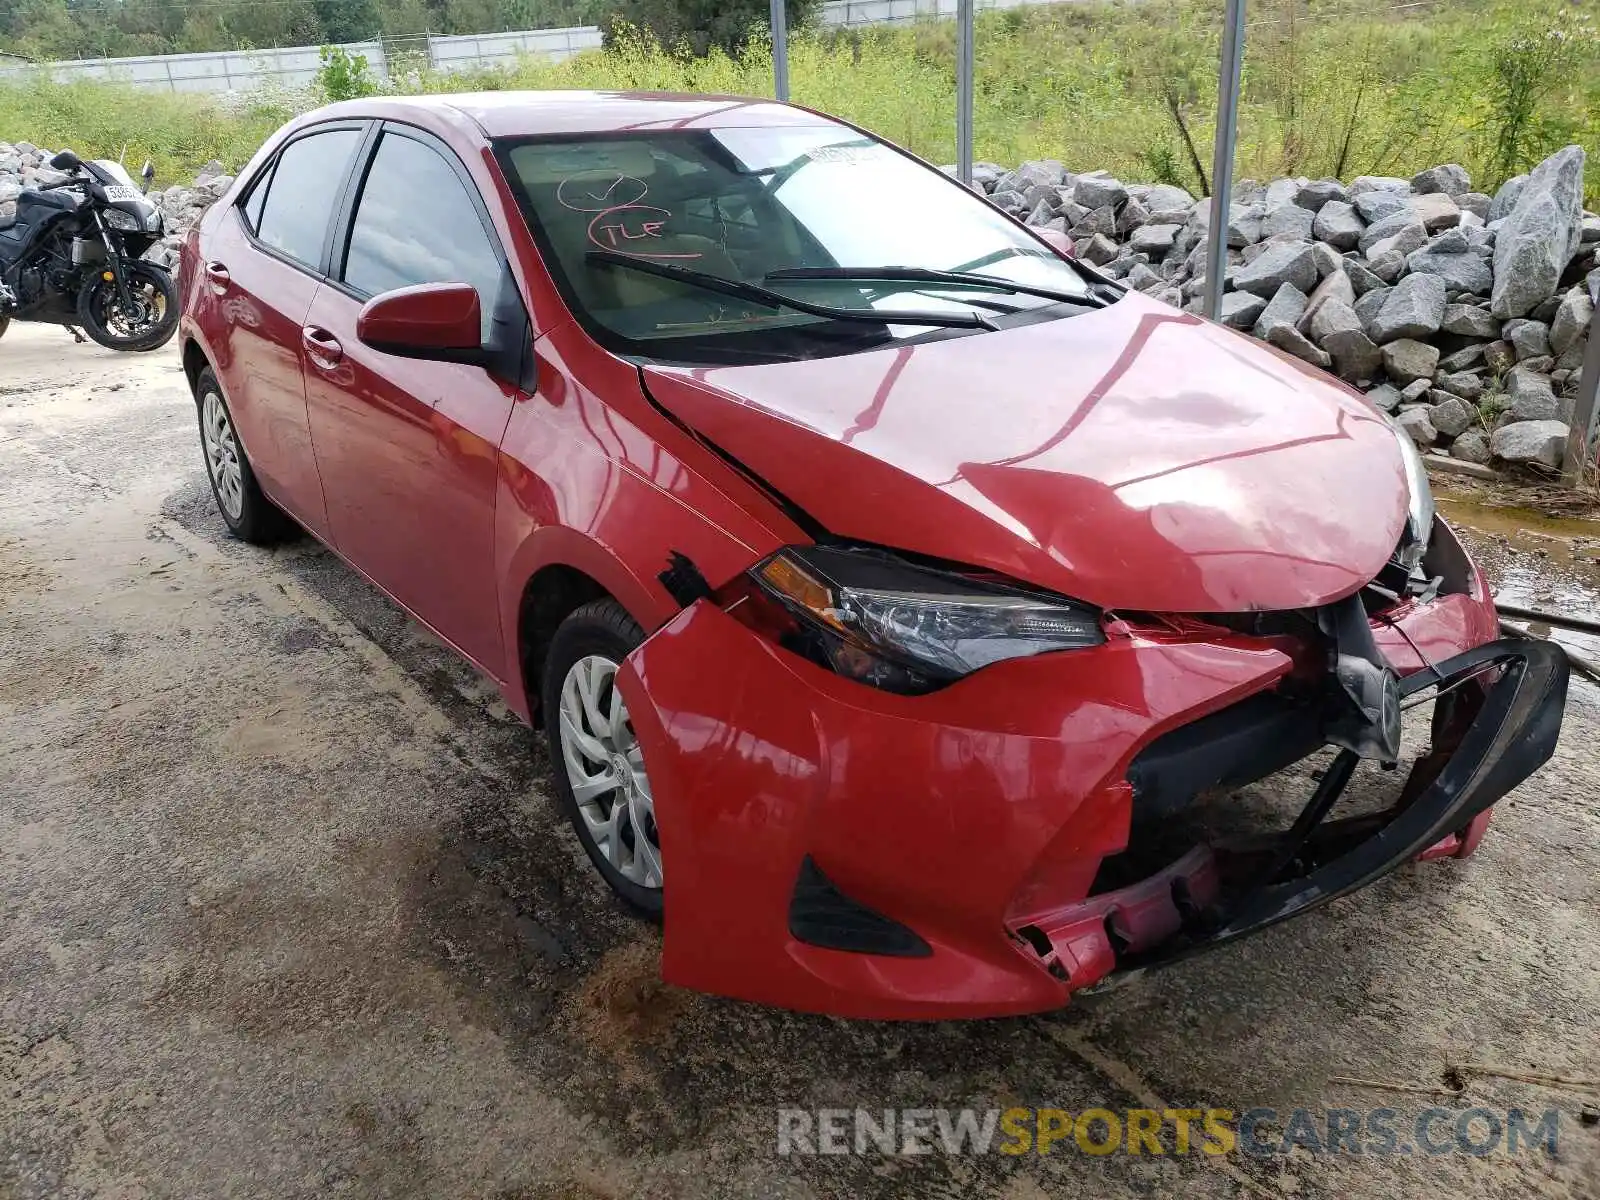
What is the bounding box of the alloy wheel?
[98,278,163,339]
[201,390,244,521]
[557,653,662,890]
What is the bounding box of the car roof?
[332,90,842,139]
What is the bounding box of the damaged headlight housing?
[751,546,1104,692]
[1390,421,1436,569]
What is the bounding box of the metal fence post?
[1561,297,1600,485]
[1202,0,1246,321]
[771,0,790,100]
[955,0,973,186]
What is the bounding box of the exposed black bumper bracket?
[1090,637,1568,990]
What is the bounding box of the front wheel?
[542,599,664,918]
[76,261,177,351]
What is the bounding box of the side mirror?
[356,282,484,363]
[1035,228,1076,260]
[50,149,81,172]
[141,159,155,194]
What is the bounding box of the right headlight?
[751,545,1104,693]
[1389,420,1436,569]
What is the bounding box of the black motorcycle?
[0,149,177,351]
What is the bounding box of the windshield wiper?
[586,250,996,330]
[763,265,1112,309]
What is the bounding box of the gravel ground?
[1,322,1597,1199]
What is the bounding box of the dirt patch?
[499,1180,624,1200]
[570,936,693,1050]
[0,535,52,602]
[1430,467,1600,520]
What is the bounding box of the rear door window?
[340,130,505,339]
[255,128,363,270]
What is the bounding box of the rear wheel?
[541,599,663,917]
[195,367,295,544]
[76,261,177,351]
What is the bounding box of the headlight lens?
[103,208,140,231]
[1390,421,1436,568]
[145,208,163,232]
[753,546,1104,691]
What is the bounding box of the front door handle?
[204,260,230,294]
[301,325,343,368]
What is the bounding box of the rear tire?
[77,261,177,351]
[194,367,295,544]
[541,599,664,918]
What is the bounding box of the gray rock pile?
[0,142,231,272]
[958,147,1598,473]
[146,159,235,267]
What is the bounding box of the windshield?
[88,160,139,190]
[495,125,1102,364]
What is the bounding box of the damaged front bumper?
[617,593,1567,1020]
[1050,637,1567,995]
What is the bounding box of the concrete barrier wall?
[427,27,603,71]
[0,26,602,94]
[818,0,1065,26]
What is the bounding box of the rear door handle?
[204,261,230,294]
[301,325,343,368]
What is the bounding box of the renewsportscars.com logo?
[776,1106,1563,1158]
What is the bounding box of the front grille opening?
[1098,687,1459,901]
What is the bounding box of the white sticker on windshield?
[805,145,876,165]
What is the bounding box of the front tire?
[76,261,177,351]
[194,367,294,544]
[541,599,664,917]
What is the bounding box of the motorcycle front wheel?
[76,262,178,351]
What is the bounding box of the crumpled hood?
[642,292,1409,613]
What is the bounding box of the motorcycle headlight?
[145,208,163,232]
[103,208,140,232]
[1390,421,1436,569]
[752,545,1104,692]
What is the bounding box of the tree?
[603,0,819,58]
[314,0,381,43]
[316,44,377,99]
[6,0,86,59]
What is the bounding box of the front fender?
[492,331,796,721]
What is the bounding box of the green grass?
[0,80,297,186]
[1,0,1595,202]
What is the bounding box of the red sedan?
[178,92,1567,1019]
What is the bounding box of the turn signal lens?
[758,555,844,631]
